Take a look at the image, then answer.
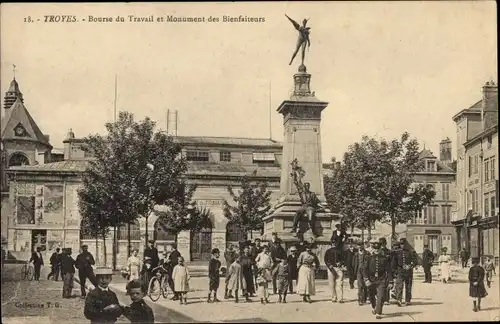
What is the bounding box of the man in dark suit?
[60,248,76,298]
[75,245,98,298]
[392,238,417,306]
[29,246,44,281]
[345,243,357,289]
[379,237,392,305]
[364,240,393,319]
[354,242,371,305]
[48,248,61,281]
[330,224,347,247]
[422,245,434,283]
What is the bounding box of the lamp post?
[144,163,155,248]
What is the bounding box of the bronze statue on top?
[290,159,322,237]
[285,14,311,67]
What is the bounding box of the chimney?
[482,80,498,130]
[63,128,75,160]
[439,137,452,162]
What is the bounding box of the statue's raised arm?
[285,14,301,31]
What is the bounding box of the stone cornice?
[464,124,498,148]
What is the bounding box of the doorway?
[190,228,212,261]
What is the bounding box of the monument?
[262,15,341,260]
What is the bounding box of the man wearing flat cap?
[392,238,417,306]
[76,245,98,298]
[364,240,393,319]
[422,244,434,283]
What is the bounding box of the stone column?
[177,230,191,261]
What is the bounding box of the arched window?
[9,152,29,167]
[226,222,245,244]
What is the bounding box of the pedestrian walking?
[75,245,98,298]
[121,279,155,324]
[84,267,122,324]
[172,256,190,305]
[422,245,435,283]
[276,257,290,303]
[392,238,417,306]
[208,248,221,303]
[127,248,141,282]
[324,240,345,303]
[29,246,44,281]
[60,248,76,298]
[483,256,496,288]
[379,238,391,304]
[438,247,452,283]
[287,246,299,294]
[460,248,469,268]
[226,257,244,303]
[469,257,488,312]
[345,243,357,289]
[296,243,318,303]
[355,242,371,305]
[364,240,394,320]
[47,248,61,281]
[239,246,256,300]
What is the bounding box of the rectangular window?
[471,189,479,212]
[491,193,497,217]
[487,135,492,149]
[252,152,275,164]
[414,235,424,254]
[442,234,452,254]
[186,150,209,162]
[490,158,496,182]
[219,151,231,162]
[428,235,439,253]
[442,183,450,200]
[427,206,437,224]
[441,206,451,224]
[413,209,424,224]
[485,160,490,182]
[427,161,436,172]
[469,156,473,177]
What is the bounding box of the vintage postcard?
[0,1,498,323]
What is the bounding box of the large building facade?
[406,142,457,257]
[452,81,499,264]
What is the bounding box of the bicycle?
[21,262,34,281]
[147,266,170,302]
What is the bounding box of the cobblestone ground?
[1,264,194,324]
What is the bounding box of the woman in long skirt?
[469,257,487,312]
[127,248,141,282]
[296,243,317,303]
[438,247,452,283]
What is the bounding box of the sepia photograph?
[0,2,498,323]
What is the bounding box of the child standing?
[469,257,488,312]
[172,257,190,305]
[227,257,244,303]
[483,257,496,288]
[122,279,155,324]
[84,268,122,323]
[256,268,269,304]
[208,248,222,303]
[276,258,290,303]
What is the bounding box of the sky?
[1,2,497,162]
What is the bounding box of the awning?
[252,152,275,161]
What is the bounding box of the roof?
[8,159,282,178]
[7,79,20,93]
[1,97,51,147]
[469,99,483,111]
[174,136,282,148]
[419,149,436,159]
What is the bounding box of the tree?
[78,111,193,267]
[223,176,272,240]
[154,184,215,236]
[78,179,112,266]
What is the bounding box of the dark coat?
[50,252,60,266]
[75,251,95,273]
[364,252,393,283]
[84,287,121,324]
[144,247,160,268]
[122,300,155,324]
[353,250,371,275]
[345,249,356,271]
[422,249,434,267]
[269,242,287,264]
[30,251,44,266]
[324,247,345,268]
[167,250,181,267]
[330,230,347,246]
[60,254,76,275]
[469,265,487,298]
[287,254,299,280]
[392,248,417,274]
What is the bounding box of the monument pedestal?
[262,64,341,266]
